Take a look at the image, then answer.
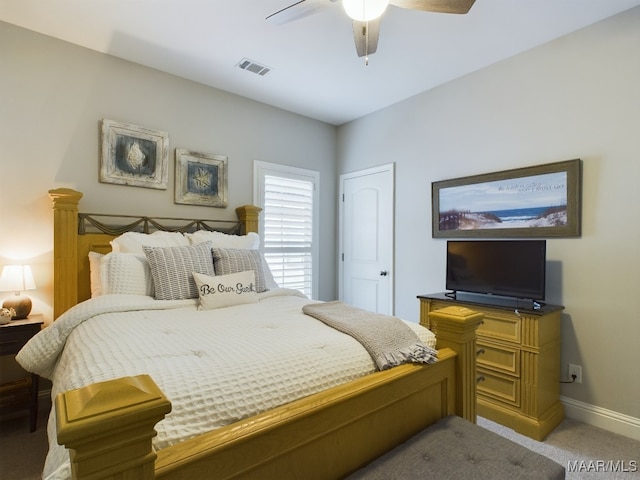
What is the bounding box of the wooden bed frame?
[48,188,484,480]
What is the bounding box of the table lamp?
[0,265,37,320]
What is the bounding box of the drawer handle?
[476,348,485,356]
[476,375,485,383]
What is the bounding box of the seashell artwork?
[100,119,169,190]
[126,142,146,170]
[0,307,16,324]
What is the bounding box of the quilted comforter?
[17,289,436,480]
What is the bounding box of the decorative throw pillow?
[143,241,215,300]
[188,231,279,291]
[193,270,258,310]
[211,248,267,293]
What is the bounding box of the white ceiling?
[2,0,639,125]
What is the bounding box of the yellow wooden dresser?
[419,293,564,440]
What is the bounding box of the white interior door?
[339,164,394,315]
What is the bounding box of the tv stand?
[418,292,565,441]
[530,300,545,311]
[443,291,552,313]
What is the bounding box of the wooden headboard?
[48,188,261,320]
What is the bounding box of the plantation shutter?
[255,162,319,298]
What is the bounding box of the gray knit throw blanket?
[302,301,437,371]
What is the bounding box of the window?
[254,161,319,298]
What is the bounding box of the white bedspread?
[17,289,435,480]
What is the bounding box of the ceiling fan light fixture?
[343,0,389,22]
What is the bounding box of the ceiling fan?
[266,0,476,62]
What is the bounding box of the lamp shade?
[0,265,36,292]
[0,265,36,320]
[343,0,389,21]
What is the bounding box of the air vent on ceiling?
[236,58,271,76]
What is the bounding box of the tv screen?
[446,240,546,301]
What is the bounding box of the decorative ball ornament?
[3,294,32,320]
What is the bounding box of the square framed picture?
[100,119,169,189]
[432,159,582,238]
[175,149,228,207]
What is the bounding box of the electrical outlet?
[568,363,582,384]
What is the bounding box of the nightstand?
[0,316,43,432]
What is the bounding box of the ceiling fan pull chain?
[364,22,369,66]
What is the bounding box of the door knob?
[380,271,388,276]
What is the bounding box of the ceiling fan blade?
[390,0,475,14]
[352,18,381,58]
[266,0,338,25]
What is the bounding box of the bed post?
[56,375,171,480]
[235,205,261,234]
[428,306,483,423]
[49,188,83,320]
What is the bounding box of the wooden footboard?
[155,352,456,480]
[56,307,482,480]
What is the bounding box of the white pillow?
[260,255,280,291]
[89,252,154,297]
[185,230,260,250]
[193,270,258,310]
[88,251,105,297]
[111,231,189,254]
[143,242,215,300]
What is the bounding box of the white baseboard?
[561,396,640,442]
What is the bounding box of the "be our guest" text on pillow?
[192,270,258,310]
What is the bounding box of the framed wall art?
[175,149,228,207]
[100,119,169,189]
[432,159,582,238]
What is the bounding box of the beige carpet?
[2,400,639,480]
[479,417,640,479]
[0,397,50,480]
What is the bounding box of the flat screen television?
[446,240,546,301]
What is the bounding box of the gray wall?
[337,7,640,421]
[0,21,338,338]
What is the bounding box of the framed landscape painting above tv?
[432,159,582,238]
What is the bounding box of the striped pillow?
[211,248,267,293]
[143,241,215,300]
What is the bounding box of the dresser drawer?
[419,294,565,440]
[477,341,520,376]
[477,368,520,407]
[477,310,521,344]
